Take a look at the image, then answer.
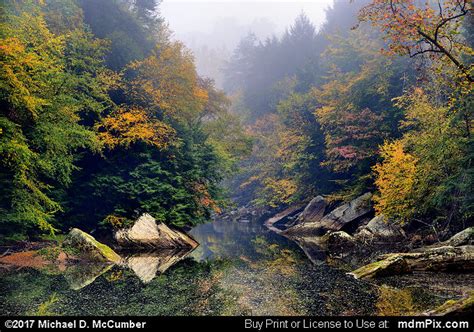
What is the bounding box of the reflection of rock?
[123,249,194,283]
[349,245,474,279]
[63,263,114,290]
[283,193,373,236]
[115,213,199,249]
[290,237,327,264]
[63,228,121,263]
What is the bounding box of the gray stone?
[283,193,373,236]
[115,213,199,249]
[444,227,474,247]
[295,196,327,225]
[356,215,405,240]
[325,231,359,253]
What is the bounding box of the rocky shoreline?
[1,200,472,315]
[259,193,474,315]
[0,213,199,287]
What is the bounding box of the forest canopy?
[223,0,472,235]
[0,0,251,239]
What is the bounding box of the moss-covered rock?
[348,254,409,279]
[63,228,121,263]
[424,292,474,316]
[349,245,474,279]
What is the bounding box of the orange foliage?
[193,182,221,214]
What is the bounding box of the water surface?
[0,218,469,316]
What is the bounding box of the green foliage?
[0,2,107,235]
[374,88,473,228]
[0,0,249,239]
[224,0,472,232]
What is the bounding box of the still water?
[0,218,470,316]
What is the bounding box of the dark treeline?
[0,0,251,240]
[224,0,473,236]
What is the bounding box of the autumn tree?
[373,88,472,231]
[0,2,114,235]
[314,27,412,197]
[359,0,473,82]
[373,140,418,223]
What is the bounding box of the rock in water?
[264,204,305,233]
[424,292,474,316]
[326,231,359,254]
[355,215,405,240]
[115,213,199,249]
[318,192,373,232]
[63,228,121,263]
[295,196,327,225]
[349,245,474,279]
[284,193,373,236]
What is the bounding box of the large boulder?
[294,196,327,226]
[444,227,474,247]
[115,213,199,249]
[325,231,359,254]
[283,193,373,236]
[355,215,405,240]
[63,228,121,263]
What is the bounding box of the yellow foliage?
[97,107,175,150]
[103,214,128,229]
[127,42,207,121]
[262,178,298,207]
[373,140,418,223]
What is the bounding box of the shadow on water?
[0,217,469,315]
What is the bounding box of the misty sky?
[161,0,335,51]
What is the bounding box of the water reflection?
[0,217,468,316]
[64,263,114,290]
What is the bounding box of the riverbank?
[1,212,472,316]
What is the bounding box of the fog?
[161,0,334,86]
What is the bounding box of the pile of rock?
[62,213,199,287]
[349,227,474,280]
[282,193,376,237]
[264,192,409,261]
